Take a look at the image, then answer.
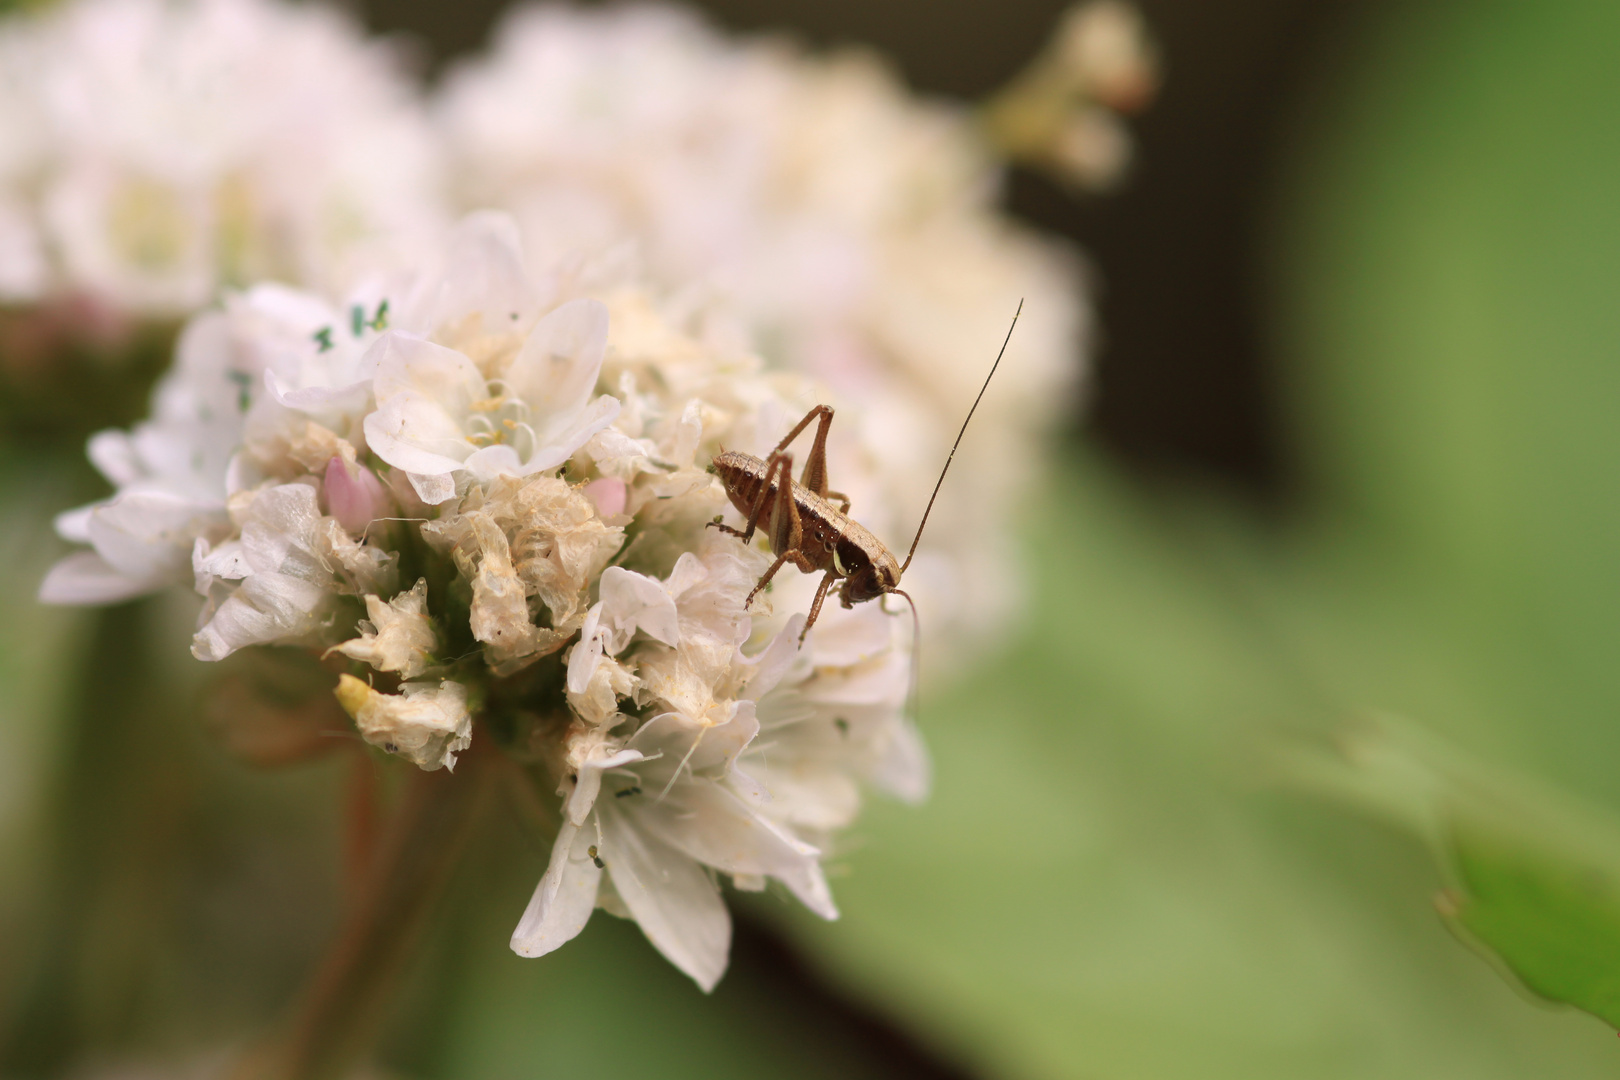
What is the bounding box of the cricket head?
[839,544,901,606]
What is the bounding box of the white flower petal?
[462,443,525,481]
[628,779,823,888]
[507,297,610,424]
[53,504,95,544]
[510,820,602,958]
[518,393,621,476]
[868,717,931,803]
[86,430,143,486]
[365,333,485,474]
[629,708,759,780]
[565,604,607,696]
[407,470,458,506]
[774,859,840,922]
[38,551,154,605]
[239,483,322,574]
[86,490,223,585]
[598,565,679,648]
[566,745,645,825]
[598,801,731,992]
[191,571,329,661]
[413,210,539,336]
[264,368,372,416]
[738,613,806,701]
[192,536,249,593]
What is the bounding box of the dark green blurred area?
[7,0,1620,1076]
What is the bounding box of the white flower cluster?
[437,3,1089,653]
[40,215,924,989]
[0,0,442,316]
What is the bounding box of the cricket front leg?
[800,569,840,641]
[745,554,790,610]
[743,454,803,610]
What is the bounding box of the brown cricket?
[707,301,1022,640]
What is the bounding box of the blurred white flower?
[0,0,445,315]
[982,1,1159,190]
[437,3,1090,657]
[748,600,928,843]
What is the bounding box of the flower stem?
[233,749,493,1080]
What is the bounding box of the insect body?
[707,302,1021,640]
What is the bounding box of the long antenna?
[889,589,922,721]
[901,300,1022,574]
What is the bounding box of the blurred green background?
[8,0,1620,1076]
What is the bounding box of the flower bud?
[582,477,627,519]
[324,455,393,536]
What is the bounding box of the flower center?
[464,388,536,451]
[108,177,194,272]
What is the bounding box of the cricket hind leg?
[768,404,836,500]
[795,406,835,500]
[764,450,804,558]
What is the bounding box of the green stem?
[234,749,492,1080]
[0,599,191,1075]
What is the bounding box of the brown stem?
[232,748,492,1080]
[341,750,381,901]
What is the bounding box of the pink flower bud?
[325,456,393,536]
[583,477,627,518]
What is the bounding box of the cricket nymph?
[710,447,901,612]
[705,300,1021,643]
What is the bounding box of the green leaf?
[1294,718,1620,1029]
[1449,818,1620,1028]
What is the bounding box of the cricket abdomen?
[710,450,861,573]
[711,450,772,519]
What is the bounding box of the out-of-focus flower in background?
[0,0,444,442]
[0,0,442,317]
[981,0,1158,190]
